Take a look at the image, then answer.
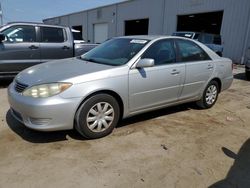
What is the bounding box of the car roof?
[173,31,196,34]
[115,35,183,41]
[5,22,68,28]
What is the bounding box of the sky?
[0,0,126,24]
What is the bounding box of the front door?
[0,25,40,74]
[129,39,185,112]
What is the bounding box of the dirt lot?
[0,67,249,188]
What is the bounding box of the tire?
[75,93,120,139]
[246,71,250,81]
[196,81,219,109]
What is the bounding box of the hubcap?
[86,102,115,133]
[205,85,217,105]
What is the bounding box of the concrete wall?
[87,5,117,42]
[43,0,250,63]
[116,0,165,36]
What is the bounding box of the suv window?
[176,40,211,62]
[213,36,222,45]
[2,25,36,43]
[202,34,213,44]
[40,27,65,43]
[142,40,175,65]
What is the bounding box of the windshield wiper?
[80,56,98,63]
[79,56,115,66]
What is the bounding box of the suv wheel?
[196,81,219,109]
[75,94,120,139]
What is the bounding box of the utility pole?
[0,2,3,25]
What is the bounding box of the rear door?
[175,39,214,100]
[129,39,185,112]
[0,25,40,74]
[39,26,73,62]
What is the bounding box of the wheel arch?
[74,89,124,123]
[210,77,222,93]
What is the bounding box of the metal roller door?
[94,23,108,44]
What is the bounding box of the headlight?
[23,83,72,98]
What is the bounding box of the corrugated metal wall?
[43,0,250,63]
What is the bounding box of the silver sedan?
[8,36,233,139]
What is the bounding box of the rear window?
[40,27,65,43]
[193,33,200,40]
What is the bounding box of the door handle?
[171,69,180,75]
[62,46,70,50]
[207,65,214,70]
[29,45,39,49]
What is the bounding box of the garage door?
[94,23,108,44]
[177,11,223,34]
[125,19,149,36]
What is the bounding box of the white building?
[43,0,250,63]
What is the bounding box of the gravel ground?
[0,66,249,188]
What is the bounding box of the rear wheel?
[196,81,219,109]
[75,94,120,139]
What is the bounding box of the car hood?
[15,57,114,85]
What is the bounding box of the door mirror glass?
[136,58,155,68]
[0,33,5,42]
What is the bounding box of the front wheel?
[196,81,219,109]
[75,94,120,139]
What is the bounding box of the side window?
[177,40,211,62]
[203,34,213,44]
[2,25,36,43]
[142,40,175,65]
[40,27,65,43]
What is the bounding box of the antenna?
[0,2,3,25]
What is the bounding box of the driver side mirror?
[136,58,155,68]
[0,33,5,42]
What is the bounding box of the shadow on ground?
[6,103,195,143]
[234,72,248,81]
[6,110,85,143]
[118,102,195,128]
[0,78,13,88]
[209,139,250,188]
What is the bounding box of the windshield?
[81,38,150,66]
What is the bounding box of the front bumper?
[8,82,82,131]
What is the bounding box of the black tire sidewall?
[75,94,120,139]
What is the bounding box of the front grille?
[15,81,28,93]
